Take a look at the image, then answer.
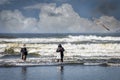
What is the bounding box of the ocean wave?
[0,35,120,44]
[0,34,120,59]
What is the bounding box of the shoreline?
[1,56,120,67]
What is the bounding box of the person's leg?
[24,55,27,61]
[61,57,63,62]
[61,54,63,62]
[22,54,24,60]
[57,59,59,62]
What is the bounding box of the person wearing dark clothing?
[20,44,28,61]
[56,44,65,62]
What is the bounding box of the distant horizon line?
[0,32,119,34]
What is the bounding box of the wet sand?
[0,55,120,67]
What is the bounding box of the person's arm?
[62,47,65,52]
[56,48,59,52]
[56,48,60,52]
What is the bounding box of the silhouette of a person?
[56,44,65,62]
[20,44,28,61]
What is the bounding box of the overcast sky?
[0,0,120,33]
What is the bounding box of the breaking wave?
[0,35,120,44]
[0,34,120,58]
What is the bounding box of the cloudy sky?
[0,0,120,33]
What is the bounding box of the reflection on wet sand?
[21,67,27,80]
[57,65,64,80]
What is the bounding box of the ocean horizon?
[0,33,120,38]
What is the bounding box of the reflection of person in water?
[57,65,64,80]
[57,66,64,72]
[21,67,27,80]
[56,44,65,62]
[22,67,27,74]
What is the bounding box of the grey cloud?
[0,3,120,33]
[48,12,62,17]
[0,0,10,5]
[95,0,119,15]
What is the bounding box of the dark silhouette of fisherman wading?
[56,44,65,62]
[20,44,28,61]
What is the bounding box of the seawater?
[0,65,120,80]
[0,33,120,80]
[0,33,120,44]
[0,33,120,57]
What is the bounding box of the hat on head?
[58,44,62,47]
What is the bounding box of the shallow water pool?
[0,65,120,80]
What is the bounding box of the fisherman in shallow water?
[20,44,28,61]
[56,44,65,62]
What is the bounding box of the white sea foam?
[0,35,120,57]
[0,35,120,43]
